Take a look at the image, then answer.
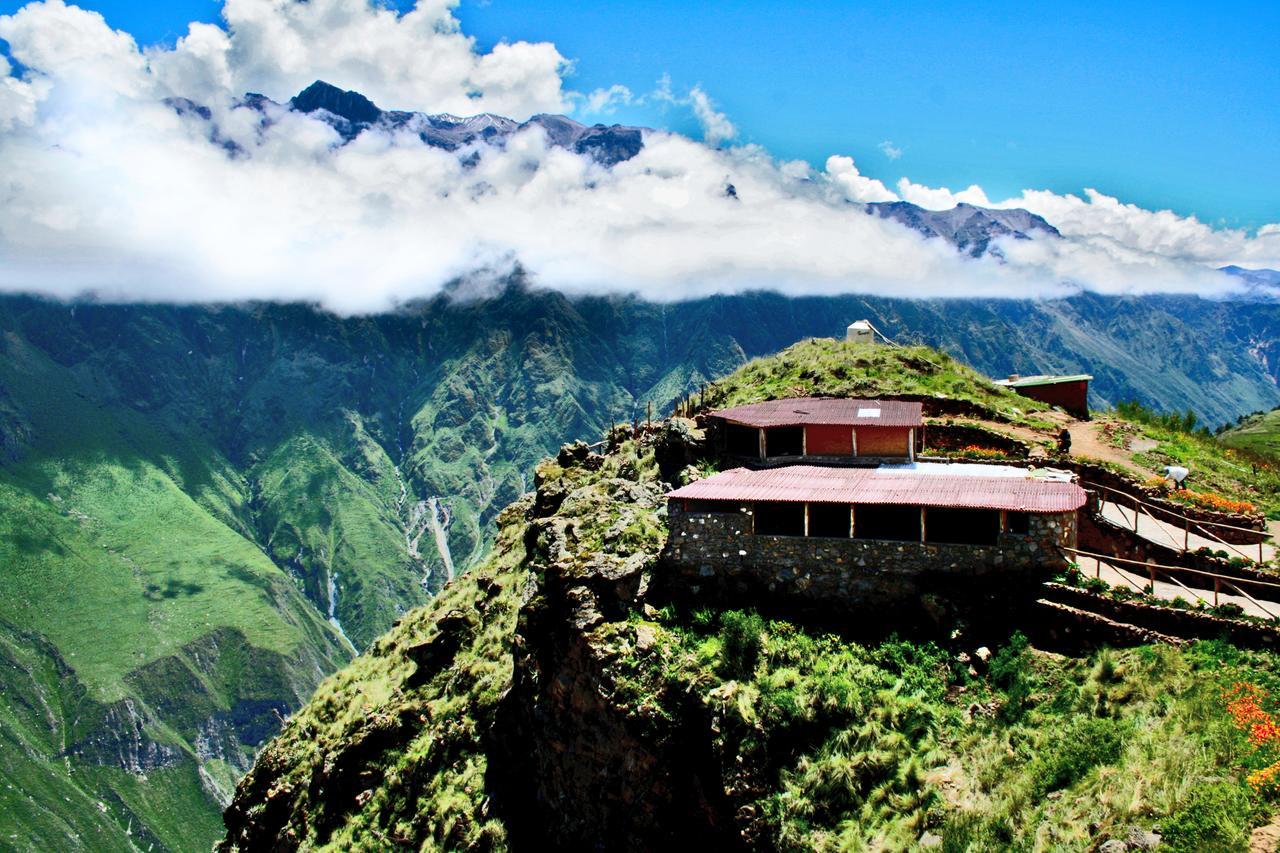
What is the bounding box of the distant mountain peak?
[289,80,383,126]
[866,200,1060,257]
[204,82,1065,256]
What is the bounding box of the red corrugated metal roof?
[710,398,923,428]
[668,465,1086,513]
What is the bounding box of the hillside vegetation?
[6,287,1280,847]
[711,337,1053,425]
[220,342,1280,851]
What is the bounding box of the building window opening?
[754,502,805,536]
[1007,512,1031,535]
[685,500,741,515]
[853,504,921,542]
[764,426,804,458]
[725,424,759,457]
[808,503,851,538]
[926,508,1001,546]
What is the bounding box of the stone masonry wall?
[660,503,1076,615]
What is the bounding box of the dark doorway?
[854,505,921,542]
[926,509,1001,545]
[754,502,805,536]
[725,424,759,457]
[808,503,851,538]
[764,426,804,458]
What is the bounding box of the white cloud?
[897,177,991,209]
[573,83,633,116]
[686,85,735,145]
[993,188,1280,267]
[878,140,902,160]
[825,155,899,203]
[0,0,1276,314]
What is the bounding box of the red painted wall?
[805,424,853,455]
[1014,381,1089,417]
[854,426,911,457]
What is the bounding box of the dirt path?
[1252,815,1280,852]
[1065,419,1154,476]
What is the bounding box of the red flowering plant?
[950,444,1008,460]
[1225,682,1280,792]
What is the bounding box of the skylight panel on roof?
[857,407,881,418]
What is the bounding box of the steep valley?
[4,285,1280,848]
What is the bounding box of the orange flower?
[1225,682,1280,791]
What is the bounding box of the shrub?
[1160,781,1252,852]
[1031,717,1125,794]
[718,610,766,680]
[1213,602,1246,619]
[1056,565,1084,587]
[1083,576,1109,595]
[989,632,1032,722]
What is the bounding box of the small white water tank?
[846,319,876,344]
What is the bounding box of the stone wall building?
[661,462,1084,615]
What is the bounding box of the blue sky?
[2,0,1277,228]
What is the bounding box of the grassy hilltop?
[219,341,1280,851]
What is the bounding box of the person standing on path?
[1057,428,1072,456]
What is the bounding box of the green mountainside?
[4,286,1280,848]
[219,342,1278,851]
[1221,408,1280,460]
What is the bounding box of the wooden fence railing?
[1083,480,1270,563]
[1061,545,1280,620]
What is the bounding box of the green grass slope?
[711,337,1053,424]
[0,336,352,849]
[1221,407,1280,460]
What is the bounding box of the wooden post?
[920,507,927,543]
[1147,560,1157,588]
[1133,495,1140,533]
[1184,519,1189,552]
[908,428,915,462]
[802,426,808,458]
[1214,577,1220,606]
[849,504,856,539]
[804,503,810,537]
[851,427,858,459]
[758,428,766,461]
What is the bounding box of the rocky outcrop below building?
[217,413,1280,850]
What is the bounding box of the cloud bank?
[0,0,1277,313]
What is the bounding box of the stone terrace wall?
[659,503,1076,616]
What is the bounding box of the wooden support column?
[804,503,811,537]
[920,507,927,543]
[908,428,916,462]
[849,504,856,538]
[1000,510,1008,532]
[851,427,858,458]
[758,428,766,461]
[802,426,808,458]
